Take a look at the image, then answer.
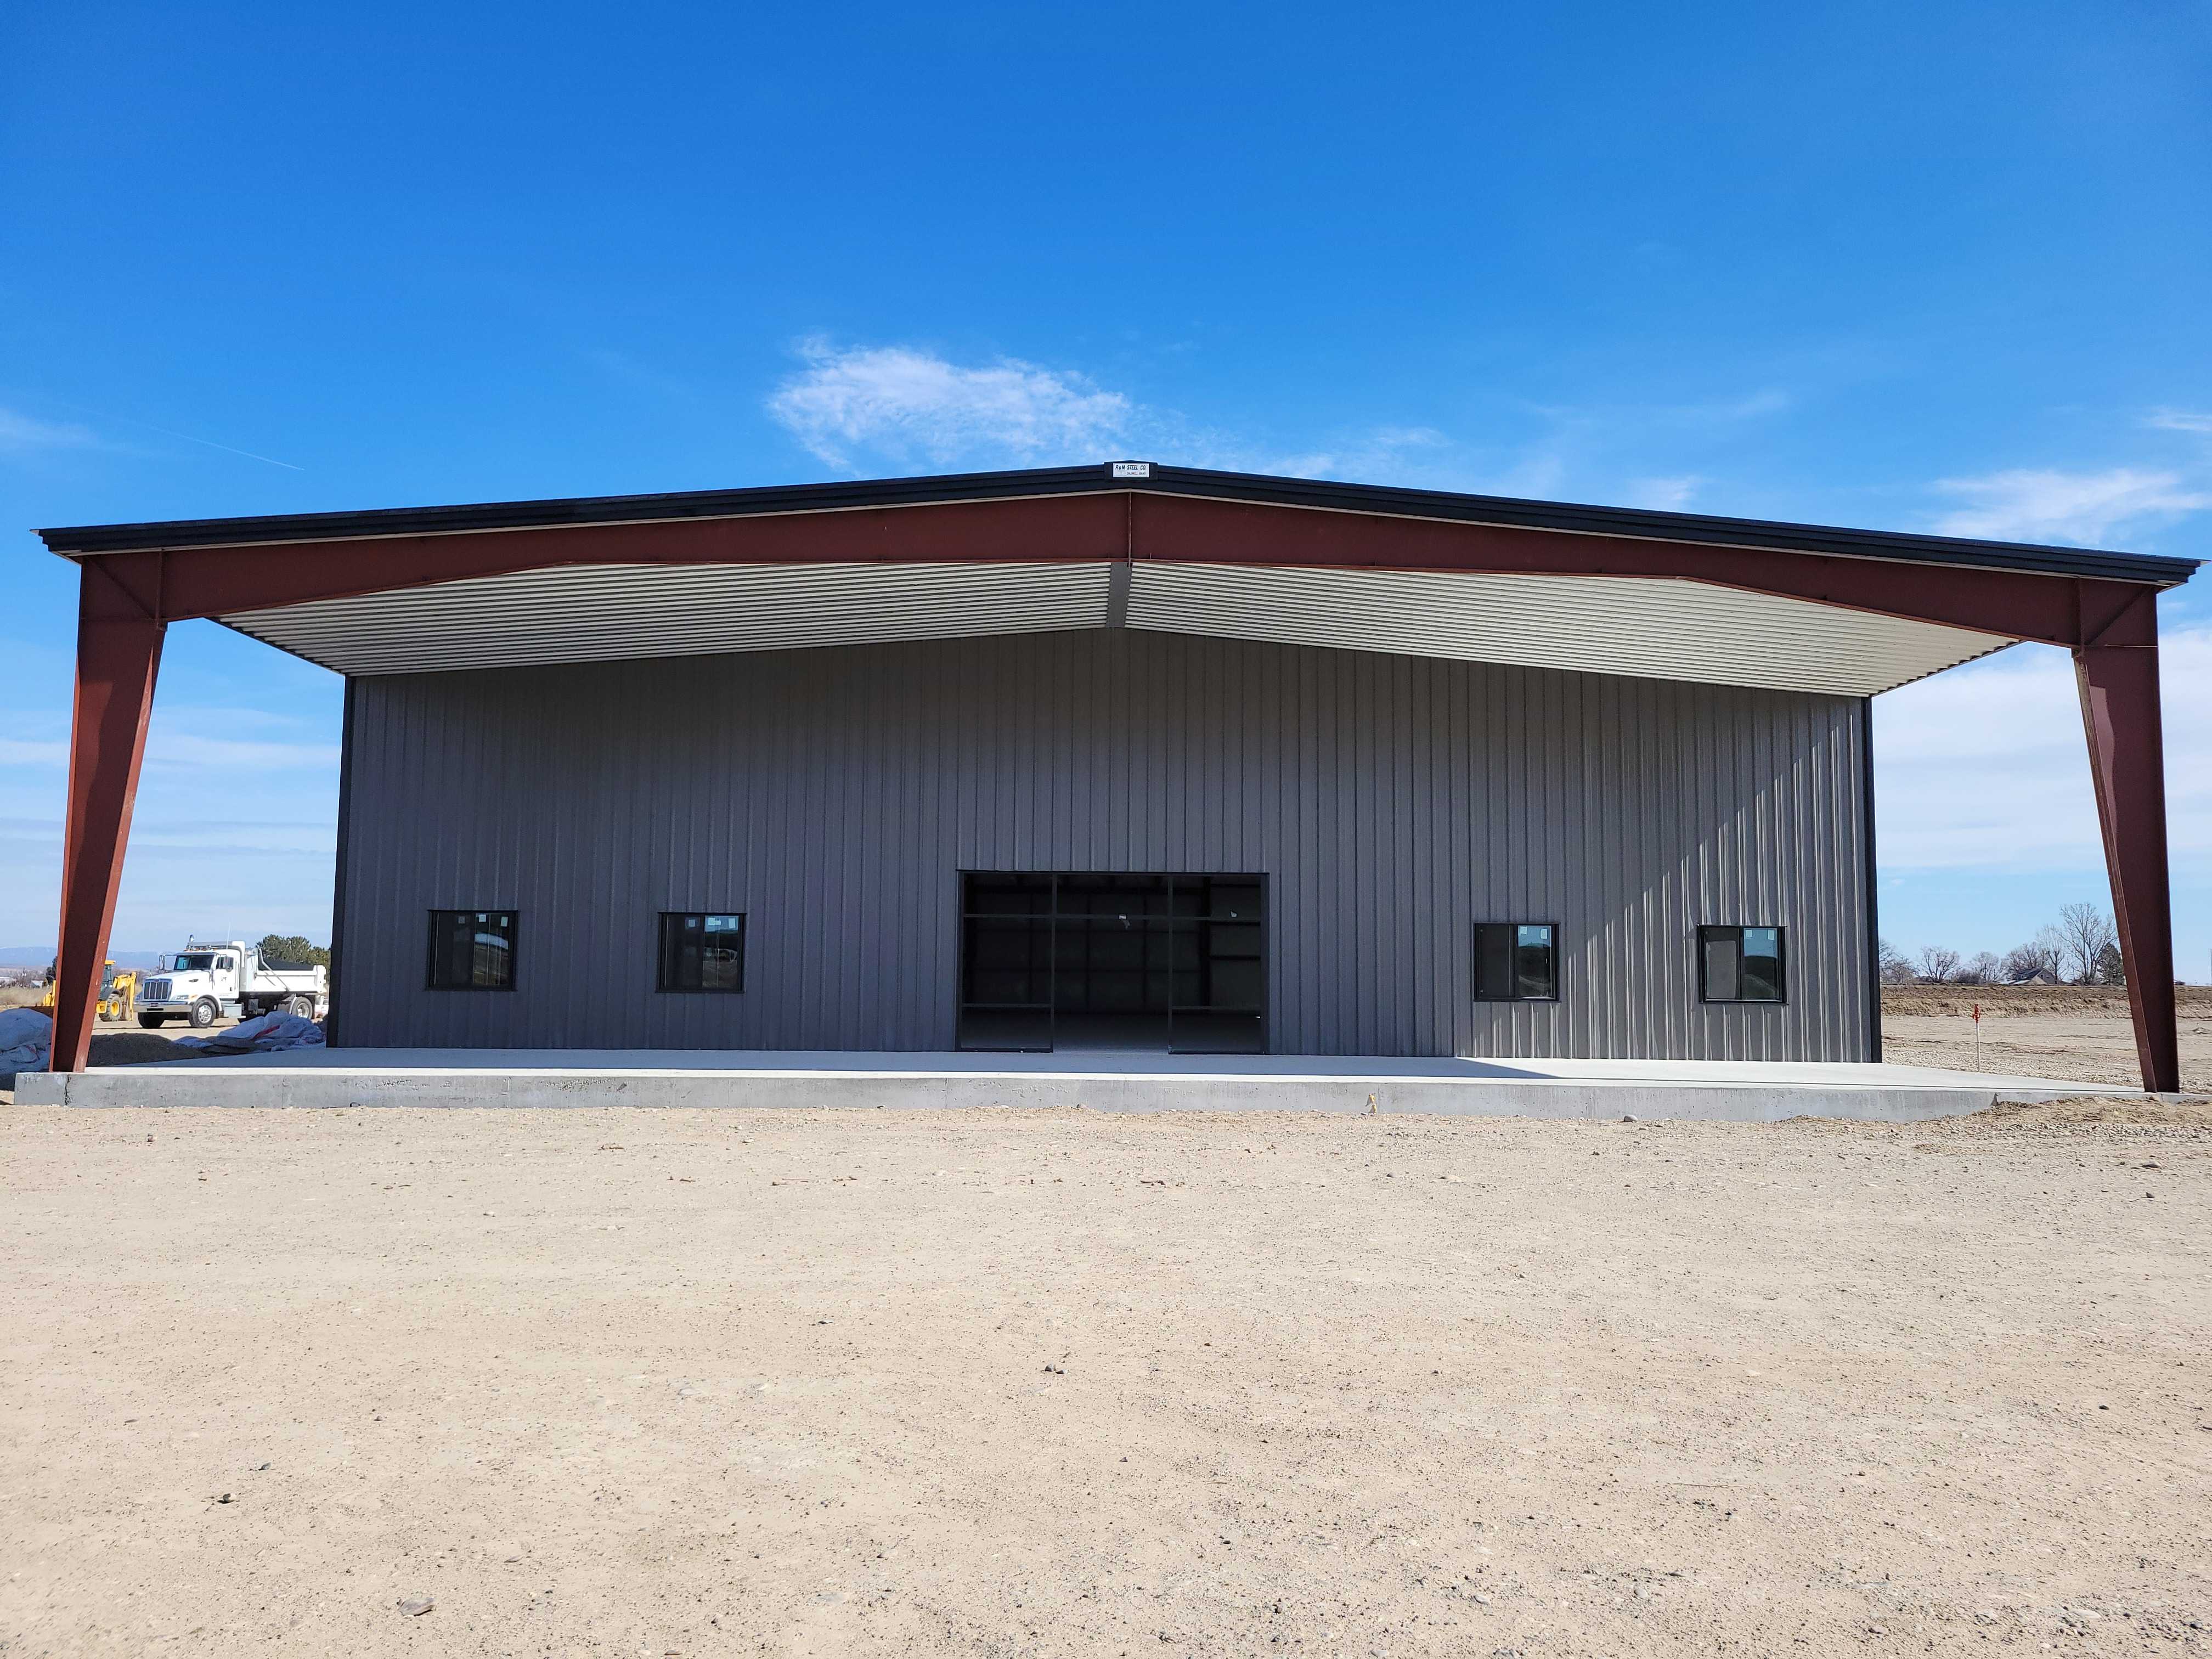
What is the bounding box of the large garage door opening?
[958,872,1266,1054]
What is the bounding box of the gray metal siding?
[337,630,1873,1059]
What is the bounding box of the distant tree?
[1957,951,2002,985]
[1916,945,1962,983]
[1877,938,1917,985]
[2001,928,2066,983]
[256,933,330,968]
[2054,903,2117,984]
[2094,942,2126,986]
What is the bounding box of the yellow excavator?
[34,961,140,1024]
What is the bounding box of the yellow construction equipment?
[33,961,139,1023]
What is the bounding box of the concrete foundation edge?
[12,1067,2114,1123]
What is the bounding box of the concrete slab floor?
[14,1048,2155,1124]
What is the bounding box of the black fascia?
[37,460,2200,588]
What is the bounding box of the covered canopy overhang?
[37,461,2199,1083]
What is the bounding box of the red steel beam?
[1129,495,2109,647]
[50,561,166,1074]
[2074,588,2180,1093]
[103,487,2117,648]
[117,495,1132,622]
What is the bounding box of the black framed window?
[1474,922,1558,1001]
[659,912,746,992]
[427,910,516,990]
[1700,926,1785,1003]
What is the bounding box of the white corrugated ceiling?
[225,562,1115,674]
[221,558,2016,693]
[1125,563,2011,695]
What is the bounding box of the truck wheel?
[287,995,315,1019]
[189,997,221,1029]
[138,1014,166,1029]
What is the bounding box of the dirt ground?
[4,1100,2208,1656]
[1878,986,2212,1094]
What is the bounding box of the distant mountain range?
[0,947,168,971]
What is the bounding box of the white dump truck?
[135,939,329,1029]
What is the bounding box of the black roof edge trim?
[36,460,2200,587]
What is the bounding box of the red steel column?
[2074,588,2179,1093]
[50,561,166,1074]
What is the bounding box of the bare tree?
[2001,928,2065,982]
[2055,902,2118,984]
[1958,950,2002,985]
[1917,945,1962,983]
[1877,938,1917,985]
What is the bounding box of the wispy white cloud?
[161,706,326,733]
[768,338,1132,467]
[125,706,344,773]
[764,338,1799,518]
[0,407,99,452]
[1874,624,2210,872]
[1367,425,1450,450]
[2145,409,2212,435]
[1685,388,1791,424]
[127,823,335,854]
[1931,466,2212,544]
[1262,426,1532,492]
[584,347,696,402]
[766,339,1487,486]
[1274,390,1790,503]
[1621,475,1705,511]
[1532,387,1791,431]
[0,708,347,774]
[146,734,342,771]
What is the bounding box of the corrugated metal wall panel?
[338,630,1871,1059]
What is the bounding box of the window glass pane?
[470,915,513,988]
[1206,958,1265,1010]
[962,917,1049,1007]
[1206,923,1263,958]
[430,910,514,989]
[701,916,744,992]
[1741,927,1782,1001]
[663,913,699,993]
[1515,924,1556,1000]
[1207,882,1263,921]
[659,912,744,992]
[964,874,1052,916]
[1474,924,1512,1001]
[1702,930,1741,1001]
[428,915,460,988]
[1476,923,1554,1001]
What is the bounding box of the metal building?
[36,462,2197,1087]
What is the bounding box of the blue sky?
[1,0,2205,973]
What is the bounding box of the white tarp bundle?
[0,1008,54,1084]
[170,1011,328,1055]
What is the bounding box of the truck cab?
[136,939,329,1030]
